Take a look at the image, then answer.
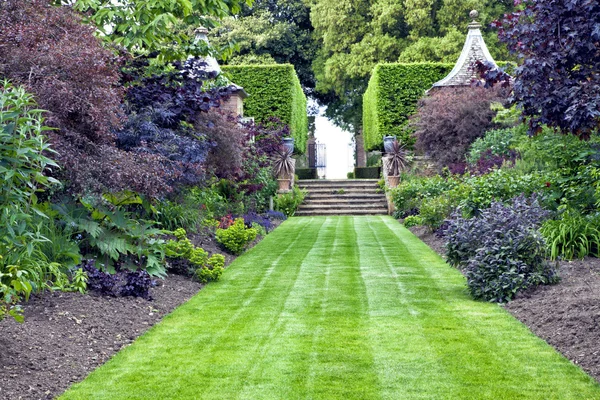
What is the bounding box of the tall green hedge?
[222,64,308,154]
[363,63,453,151]
[363,61,516,151]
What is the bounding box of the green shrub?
[195,254,225,284]
[222,64,308,154]
[456,169,556,217]
[354,167,381,179]
[275,186,306,217]
[419,195,454,231]
[403,215,423,228]
[467,127,524,165]
[541,211,600,260]
[0,81,66,322]
[363,63,452,151]
[165,228,227,281]
[216,218,258,255]
[154,197,202,232]
[389,175,458,217]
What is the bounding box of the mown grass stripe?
[61,216,600,400]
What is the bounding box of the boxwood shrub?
[222,64,308,154]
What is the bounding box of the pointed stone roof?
[432,10,498,88]
[193,27,248,98]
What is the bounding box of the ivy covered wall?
[222,64,308,154]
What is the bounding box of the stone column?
[355,132,367,168]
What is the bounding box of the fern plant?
[53,192,167,276]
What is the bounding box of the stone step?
[295,209,388,216]
[303,188,382,195]
[299,203,387,210]
[305,193,385,199]
[303,198,388,205]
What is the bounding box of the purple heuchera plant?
[445,194,557,302]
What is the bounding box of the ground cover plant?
[60,216,600,399]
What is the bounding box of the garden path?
[61,216,600,399]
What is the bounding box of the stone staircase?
[295,179,388,216]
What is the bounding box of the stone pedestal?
[356,134,367,168]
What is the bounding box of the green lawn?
[61,216,600,399]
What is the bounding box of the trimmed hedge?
[354,167,381,179]
[363,62,515,152]
[363,63,453,152]
[222,64,308,154]
[296,168,318,180]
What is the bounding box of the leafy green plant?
[0,81,66,322]
[419,195,454,231]
[216,218,258,255]
[53,192,166,276]
[541,211,600,260]
[275,186,306,217]
[165,228,226,283]
[403,215,423,228]
[153,198,202,232]
[195,254,225,284]
[389,175,458,217]
[467,127,523,165]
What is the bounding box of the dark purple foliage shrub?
[82,260,120,297]
[0,1,177,198]
[125,58,236,125]
[445,195,557,302]
[120,270,155,300]
[81,260,155,300]
[412,86,507,169]
[473,149,519,175]
[493,1,600,137]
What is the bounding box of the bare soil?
[0,275,202,400]
[409,225,600,383]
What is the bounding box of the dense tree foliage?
[211,0,317,90]
[54,0,251,62]
[495,0,600,137]
[309,0,513,130]
[0,1,169,196]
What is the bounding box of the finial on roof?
[468,10,481,29]
[430,9,498,89]
[195,26,209,35]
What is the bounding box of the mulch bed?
[409,225,600,383]
[0,220,285,400]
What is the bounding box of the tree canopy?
[55,0,252,62]
[495,0,600,137]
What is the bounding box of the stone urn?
[387,175,400,188]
